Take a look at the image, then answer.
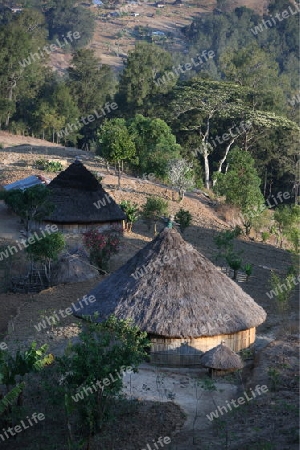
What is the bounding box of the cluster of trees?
[0,0,298,220]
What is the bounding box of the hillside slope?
[50,0,269,71]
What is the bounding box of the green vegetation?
[0,185,54,232]
[25,232,66,284]
[45,316,150,446]
[120,200,139,232]
[213,148,265,235]
[1,318,149,448]
[0,342,53,416]
[97,118,136,188]
[34,159,63,172]
[214,228,252,280]
[175,208,192,233]
[269,271,296,318]
[141,197,168,235]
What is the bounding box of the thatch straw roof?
[52,247,99,284]
[73,227,266,338]
[45,160,126,223]
[200,341,244,369]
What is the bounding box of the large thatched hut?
[42,159,126,233]
[72,227,266,366]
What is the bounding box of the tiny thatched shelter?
[42,159,126,233]
[72,227,266,366]
[52,247,99,285]
[200,340,244,375]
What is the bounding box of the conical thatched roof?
[45,160,126,223]
[200,341,244,370]
[73,227,266,338]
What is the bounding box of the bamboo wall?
[150,327,256,366]
[38,220,124,234]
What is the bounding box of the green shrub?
[120,200,139,232]
[48,316,150,445]
[141,197,168,235]
[34,159,63,172]
[242,263,253,280]
[225,252,242,280]
[261,231,270,242]
[175,208,192,233]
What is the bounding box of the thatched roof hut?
[201,341,244,374]
[43,159,125,233]
[73,227,266,366]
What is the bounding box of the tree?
[45,0,95,48]
[117,42,177,115]
[273,205,300,249]
[0,11,47,127]
[141,197,168,235]
[174,208,192,233]
[269,271,296,320]
[213,148,264,235]
[33,102,65,142]
[120,200,139,232]
[219,43,287,113]
[25,232,65,284]
[1,185,54,233]
[167,159,194,200]
[97,118,136,188]
[128,114,181,179]
[166,78,299,189]
[68,49,115,115]
[53,316,150,445]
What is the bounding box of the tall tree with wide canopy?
[165,78,299,189]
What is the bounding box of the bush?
[83,227,122,271]
[120,200,139,232]
[242,263,253,281]
[34,159,63,172]
[225,252,242,280]
[141,197,168,235]
[261,231,270,242]
[46,316,150,446]
[175,208,192,233]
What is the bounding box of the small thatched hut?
[200,341,244,376]
[43,159,126,233]
[72,227,266,366]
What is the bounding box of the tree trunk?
[117,161,121,189]
[213,138,235,186]
[263,169,267,197]
[203,149,210,190]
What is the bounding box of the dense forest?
[0,0,299,201]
